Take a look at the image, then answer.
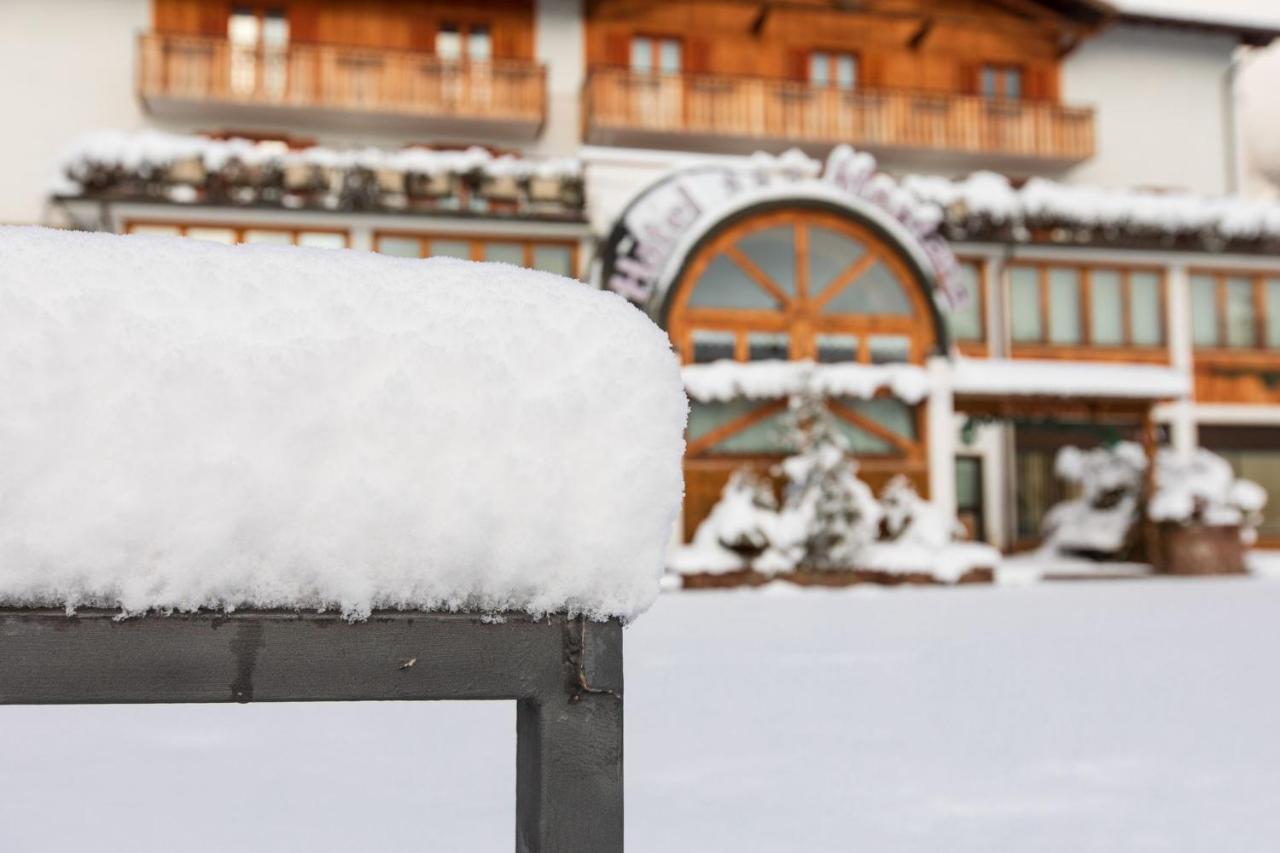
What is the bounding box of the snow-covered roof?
[903,171,1280,248]
[0,227,685,620]
[1113,1,1280,43]
[683,360,932,405]
[952,358,1190,400]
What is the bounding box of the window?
[373,233,579,277]
[942,260,985,344]
[669,210,932,365]
[809,52,857,90]
[980,65,1023,100]
[630,36,680,75]
[1189,271,1280,349]
[1008,263,1166,349]
[125,222,347,248]
[228,8,288,97]
[437,23,491,61]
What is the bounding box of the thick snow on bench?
[0,227,686,620]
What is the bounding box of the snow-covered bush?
[879,475,962,549]
[1042,442,1268,557]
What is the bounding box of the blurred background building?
[3,0,1280,556]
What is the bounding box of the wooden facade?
[141,1,544,129]
[582,0,1096,161]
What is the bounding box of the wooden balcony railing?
[585,68,1095,163]
[138,32,546,130]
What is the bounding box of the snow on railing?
[0,227,685,620]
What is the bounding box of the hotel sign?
[599,146,966,314]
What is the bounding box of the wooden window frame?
[807,50,858,91]
[628,34,682,75]
[372,231,580,278]
[1188,269,1280,356]
[1007,261,1168,361]
[434,21,494,62]
[124,220,350,247]
[951,256,988,356]
[979,63,1025,101]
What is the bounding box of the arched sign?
[597,146,966,319]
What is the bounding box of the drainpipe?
[1225,46,1249,195]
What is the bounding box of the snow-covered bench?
[0,228,687,852]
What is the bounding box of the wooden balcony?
[137,32,546,138]
[584,68,1095,166]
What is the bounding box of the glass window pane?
[1004,69,1022,99]
[484,242,524,266]
[228,10,260,45]
[243,229,292,245]
[689,401,789,455]
[1267,280,1280,347]
[262,11,288,48]
[658,39,681,74]
[945,262,983,341]
[835,55,856,90]
[736,226,796,298]
[1089,270,1124,345]
[1048,267,1081,344]
[809,52,829,86]
[1010,266,1041,342]
[128,225,181,236]
[428,239,471,259]
[747,332,788,362]
[831,420,891,455]
[1191,274,1218,346]
[467,26,491,61]
[1129,272,1163,345]
[816,334,858,363]
[980,67,998,99]
[532,245,573,277]
[689,254,780,310]
[437,24,461,60]
[842,397,916,439]
[691,330,735,364]
[868,335,910,364]
[298,231,345,249]
[808,226,866,297]
[630,37,651,72]
[378,236,421,257]
[186,227,236,244]
[1225,276,1256,347]
[823,261,911,315]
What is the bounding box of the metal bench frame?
[0,609,623,853]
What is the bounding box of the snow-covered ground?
[3,578,1280,852]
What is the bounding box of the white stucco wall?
[0,0,151,224]
[1063,23,1238,195]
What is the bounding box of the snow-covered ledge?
[952,358,1191,400]
[683,359,932,404]
[0,227,686,621]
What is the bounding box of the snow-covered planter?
[0,227,686,620]
[1042,443,1266,573]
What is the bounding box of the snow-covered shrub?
[1149,449,1267,542]
[674,470,779,573]
[1042,442,1268,556]
[879,475,962,549]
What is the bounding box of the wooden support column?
[1140,406,1160,567]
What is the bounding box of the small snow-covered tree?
[879,474,960,548]
[770,385,881,569]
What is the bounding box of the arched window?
[667,209,936,365]
[668,207,937,540]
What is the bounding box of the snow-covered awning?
[952,358,1190,400]
[682,360,931,404]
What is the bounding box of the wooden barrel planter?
[1150,523,1247,575]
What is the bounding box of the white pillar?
[927,355,957,521]
[1166,264,1198,457]
[534,0,584,157]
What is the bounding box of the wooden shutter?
[686,38,710,74]
[787,48,807,82]
[604,32,630,68]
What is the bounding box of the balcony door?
[228,7,289,99]
[436,22,493,109]
[630,36,682,131]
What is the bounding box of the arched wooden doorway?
[667,206,942,541]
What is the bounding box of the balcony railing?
[137,32,546,134]
[584,68,1095,164]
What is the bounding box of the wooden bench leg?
[516,618,624,853]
